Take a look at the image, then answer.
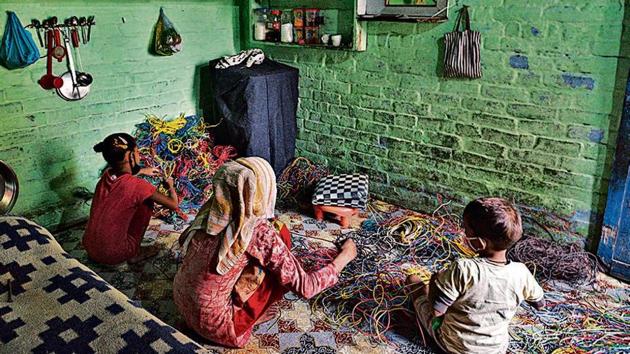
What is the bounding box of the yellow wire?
[167,138,183,154]
[146,113,187,137]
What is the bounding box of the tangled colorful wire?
[280,161,629,353]
[292,201,474,348]
[134,113,237,228]
[277,157,329,210]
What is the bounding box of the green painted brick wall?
[0,0,239,230]
[250,0,628,245]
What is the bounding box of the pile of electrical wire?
[135,113,236,228]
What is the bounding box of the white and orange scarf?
[180,156,276,274]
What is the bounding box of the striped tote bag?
[444,6,481,79]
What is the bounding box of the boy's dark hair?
[93,133,137,166]
[463,197,522,250]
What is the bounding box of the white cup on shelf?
[331,34,342,47]
[321,34,330,45]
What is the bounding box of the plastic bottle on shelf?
[266,10,282,42]
[305,8,319,27]
[254,8,269,41]
[293,8,305,45]
[281,11,293,43]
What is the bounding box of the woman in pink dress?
[173,157,356,348]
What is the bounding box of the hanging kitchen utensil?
[73,41,92,86]
[38,29,63,90]
[30,19,44,47]
[68,16,80,48]
[78,17,87,44]
[51,27,66,62]
[0,160,19,215]
[87,16,94,42]
[56,29,89,100]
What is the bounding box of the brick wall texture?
[255,0,629,243]
[0,0,627,246]
[0,1,239,229]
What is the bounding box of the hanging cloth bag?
[0,11,40,69]
[443,6,481,79]
[153,8,182,56]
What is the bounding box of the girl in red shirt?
[83,133,179,265]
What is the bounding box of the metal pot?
[0,160,19,215]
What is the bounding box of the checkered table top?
[312,174,369,210]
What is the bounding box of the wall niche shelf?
[246,0,367,52]
[251,39,360,52]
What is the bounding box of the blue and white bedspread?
[0,216,204,353]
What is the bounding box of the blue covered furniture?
[0,216,204,353]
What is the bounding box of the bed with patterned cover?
[0,216,205,353]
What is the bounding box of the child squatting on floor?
[82,133,180,265]
[407,197,545,354]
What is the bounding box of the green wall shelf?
[246,0,367,52]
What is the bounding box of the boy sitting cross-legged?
[407,197,545,354]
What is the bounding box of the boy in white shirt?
[407,197,545,354]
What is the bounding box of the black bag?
[312,174,369,210]
[443,6,481,79]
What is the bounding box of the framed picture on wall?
[357,0,448,21]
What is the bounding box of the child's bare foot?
[128,245,160,264]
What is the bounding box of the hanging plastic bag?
[0,11,40,69]
[153,8,182,56]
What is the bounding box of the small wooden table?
[313,204,359,228]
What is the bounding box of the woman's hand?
[340,239,357,260]
[149,177,179,210]
[332,239,357,274]
[139,167,160,177]
[165,177,175,189]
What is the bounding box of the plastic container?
[266,10,282,42]
[293,8,304,28]
[295,27,305,45]
[305,8,319,27]
[253,8,269,41]
[305,26,319,44]
[281,12,293,43]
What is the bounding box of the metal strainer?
[0,160,19,215]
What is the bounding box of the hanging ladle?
[56,28,90,100]
[68,16,92,86]
[74,46,93,86]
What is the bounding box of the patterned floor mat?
[54,202,629,353]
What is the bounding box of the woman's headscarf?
[180,156,276,275]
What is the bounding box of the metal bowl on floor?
[0,160,19,215]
